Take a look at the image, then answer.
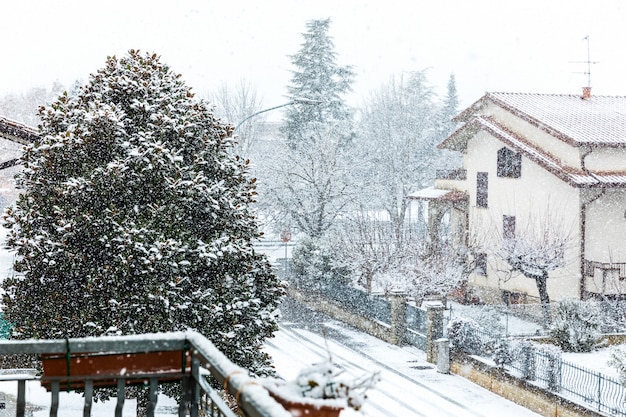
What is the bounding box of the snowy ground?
[0,231,621,415]
[265,298,544,417]
[0,312,620,417]
[0,381,178,416]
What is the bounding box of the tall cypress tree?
[281,18,355,148]
[436,73,460,140]
[2,50,284,376]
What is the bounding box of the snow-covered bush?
[513,340,536,380]
[609,348,626,387]
[492,337,512,368]
[537,344,562,390]
[549,298,603,352]
[447,317,483,354]
[291,237,350,289]
[2,51,285,377]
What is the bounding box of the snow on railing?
[0,330,291,417]
[0,116,39,145]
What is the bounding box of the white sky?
[1,0,625,114]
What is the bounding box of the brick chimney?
[582,86,592,99]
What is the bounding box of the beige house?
[410,90,626,304]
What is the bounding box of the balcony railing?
[0,330,291,417]
[585,260,626,280]
[435,168,467,181]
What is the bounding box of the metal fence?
[453,326,626,416]
[405,303,428,350]
[286,269,626,416]
[290,275,392,325]
[447,302,545,337]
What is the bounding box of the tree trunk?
[534,272,551,326]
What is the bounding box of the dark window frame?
[476,172,488,208]
[503,215,516,240]
[497,147,522,178]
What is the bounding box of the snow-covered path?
[264,300,543,416]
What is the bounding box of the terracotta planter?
[267,388,344,417]
[41,349,190,390]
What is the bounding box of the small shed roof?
[407,187,468,202]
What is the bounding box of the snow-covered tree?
[281,18,355,148]
[411,251,467,304]
[497,231,568,312]
[482,212,574,323]
[203,80,266,157]
[434,73,460,140]
[291,236,350,291]
[2,51,284,377]
[330,213,418,293]
[356,71,458,239]
[0,82,66,126]
[264,18,356,239]
[264,126,355,238]
[330,213,467,300]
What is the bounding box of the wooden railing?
[0,330,291,417]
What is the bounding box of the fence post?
[390,291,407,345]
[436,338,450,374]
[425,301,445,364]
[547,351,562,392]
[518,341,536,380]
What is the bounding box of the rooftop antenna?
[570,35,599,98]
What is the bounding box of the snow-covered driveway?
[265,308,543,416]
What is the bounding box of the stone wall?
[287,286,397,344]
[450,353,604,417]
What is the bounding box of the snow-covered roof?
[407,187,468,201]
[456,92,626,147]
[443,115,626,187]
[0,115,39,145]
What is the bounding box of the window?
[503,215,516,240]
[476,172,488,207]
[497,147,522,178]
[475,252,487,276]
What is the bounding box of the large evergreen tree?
[2,50,284,376]
[281,18,355,148]
[262,19,356,238]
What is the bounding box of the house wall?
[584,189,626,295]
[480,102,582,170]
[584,147,626,171]
[463,131,581,303]
[585,189,626,262]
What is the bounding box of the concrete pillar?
[425,301,445,364]
[389,291,407,345]
[436,338,450,374]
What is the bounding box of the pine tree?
[281,18,355,148]
[263,19,356,239]
[2,50,284,376]
[435,73,460,141]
